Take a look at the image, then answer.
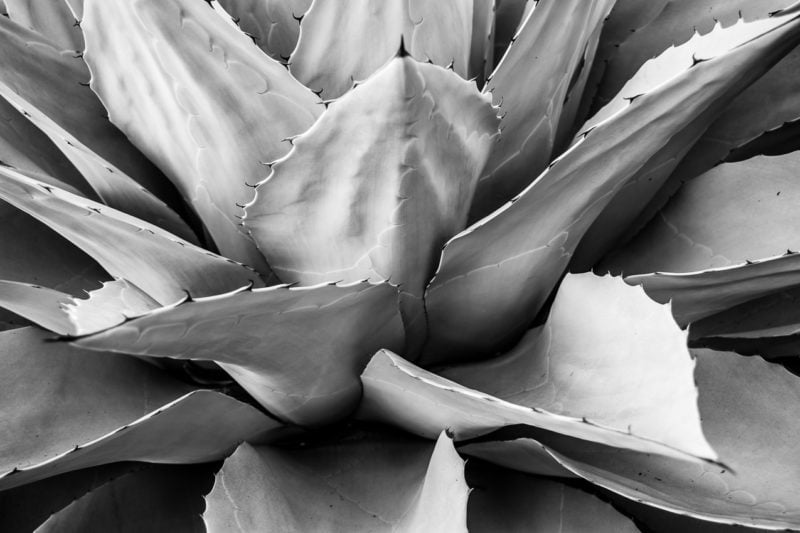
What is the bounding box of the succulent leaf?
[358,349,716,464]
[216,0,311,61]
[81,0,322,272]
[204,431,469,532]
[245,55,498,352]
[0,280,74,335]
[524,350,800,529]
[592,0,794,111]
[0,167,264,304]
[0,15,173,206]
[422,8,800,362]
[4,0,83,50]
[74,282,405,425]
[440,273,714,460]
[289,0,473,99]
[0,327,275,490]
[470,0,615,220]
[467,461,640,533]
[469,0,495,85]
[36,464,214,533]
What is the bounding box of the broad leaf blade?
[289,0,473,99]
[0,280,73,335]
[441,273,714,460]
[358,350,716,463]
[4,0,82,50]
[0,168,264,305]
[204,431,468,532]
[82,0,322,271]
[422,8,800,362]
[467,461,639,533]
[470,0,615,220]
[216,0,311,61]
[36,464,214,533]
[75,282,405,425]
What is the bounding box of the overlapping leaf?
[441,273,713,459]
[204,432,468,532]
[4,0,83,50]
[289,0,473,99]
[518,350,800,530]
[82,0,321,271]
[75,282,404,425]
[0,17,194,238]
[421,8,800,362]
[469,0,615,220]
[0,168,264,305]
[216,0,311,61]
[467,461,639,533]
[0,327,279,490]
[36,464,214,533]
[245,55,497,352]
[358,348,715,463]
[469,0,495,85]
[590,0,793,110]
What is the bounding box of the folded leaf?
[245,55,498,352]
[4,0,82,50]
[528,350,800,530]
[36,464,214,533]
[0,168,264,305]
[440,273,714,460]
[603,153,800,276]
[0,327,277,490]
[627,252,800,326]
[216,0,311,61]
[289,0,473,99]
[82,0,321,271]
[470,0,615,220]
[358,350,716,463]
[204,431,468,532]
[422,8,800,362]
[75,282,405,425]
[467,461,639,533]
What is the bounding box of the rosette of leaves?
[1,0,800,530]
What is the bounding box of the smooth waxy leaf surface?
[0,327,278,489]
[75,282,404,425]
[290,0,473,99]
[571,13,800,270]
[467,461,639,533]
[0,98,88,195]
[358,350,716,463]
[4,0,82,50]
[82,0,321,271]
[0,16,174,203]
[0,168,264,305]
[0,280,74,335]
[604,153,800,275]
[246,56,497,351]
[592,0,794,109]
[0,202,105,295]
[627,253,800,326]
[422,9,800,362]
[440,273,713,460]
[216,0,311,61]
[524,350,800,530]
[469,0,494,84]
[204,432,468,533]
[470,0,615,220]
[36,464,214,533]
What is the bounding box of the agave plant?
[1,0,800,530]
